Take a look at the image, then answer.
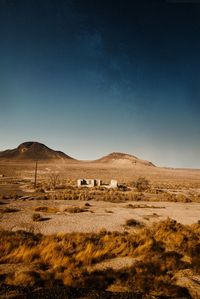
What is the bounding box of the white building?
[77,179,117,188]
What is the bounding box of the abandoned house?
[77,179,118,188]
[77,179,101,187]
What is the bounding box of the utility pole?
[34,160,38,189]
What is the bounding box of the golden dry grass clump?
[64,206,88,213]
[125,219,144,227]
[0,207,20,213]
[39,183,200,203]
[0,218,199,297]
[34,206,58,213]
[49,187,145,202]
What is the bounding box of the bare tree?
[48,172,60,189]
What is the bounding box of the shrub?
[34,206,58,213]
[0,219,198,297]
[48,172,60,190]
[64,207,86,213]
[32,213,42,222]
[0,207,20,213]
[134,177,150,192]
[125,219,143,227]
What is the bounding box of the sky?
[0,0,200,168]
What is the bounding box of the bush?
[64,206,87,213]
[125,219,143,227]
[34,206,58,213]
[0,219,198,297]
[134,177,150,192]
[0,207,20,213]
[32,213,42,222]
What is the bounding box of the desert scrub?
[34,206,58,213]
[134,177,150,192]
[125,203,165,209]
[175,194,192,203]
[0,207,20,213]
[0,219,199,297]
[64,206,87,213]
[125,219,143,227]
[105,209,113,213]
[49,188,146,202]
[32,213,43,222]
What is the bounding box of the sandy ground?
[0,161,200,298]
[0,161,200,234]
[0,199,199,235]
[1,160,200,186]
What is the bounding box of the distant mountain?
[0,142,74,161]
[0,142,155,166]
[96,152,155,167]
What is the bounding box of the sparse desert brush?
[125,203,164,209]
[176,193,192,203]
[160,191,196,203]
[125,219,143,227]
[1,195,7,200]
[117,184,129,191]
[133,177,150,192]
[32,213,43,221]
[32,193,49,200]
[48,188,147,203]
[0,207,20,213]
[105,209,113,213]
[0,219,199,297]
[5,270,41,287]
[34,206,58,213]
[161,192,177,201]
[152,218,200,261]
[47,172,61,190]
[36,187,46,193]
[64,206,87,213]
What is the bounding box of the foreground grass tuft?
[64,206,87,213]
[34,206,58,213]
[0,218,199,298]
[125,219,143,227]
[0,207,20,213]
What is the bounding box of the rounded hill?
[96,152,155,167]
[0,142,74,161]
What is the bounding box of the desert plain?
[0,143,200,299]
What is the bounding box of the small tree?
[135,177,150,192]
[48,172,60,190]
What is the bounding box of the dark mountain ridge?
[0,142,73,161]
[0,142,155,166]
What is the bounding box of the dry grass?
[125,219,144,227]
[34,206,58,213]
[32,213,43,221]
[64,206,87,213]
[125,203,165,209]
[37,184,200,203]
[50,188,145,202]
[0,207,20,213]
[0,218,199,297]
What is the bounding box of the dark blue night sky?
[0,0,200,167]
